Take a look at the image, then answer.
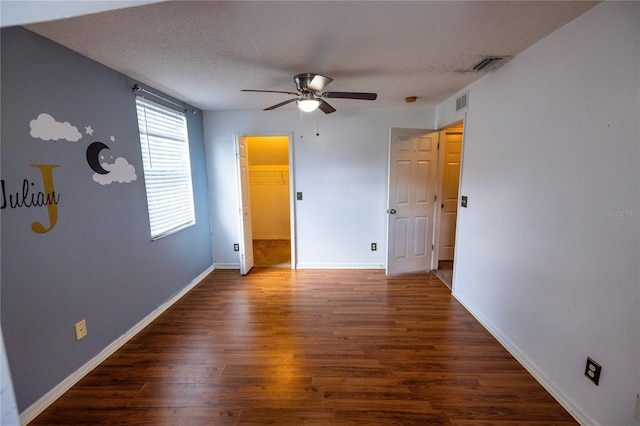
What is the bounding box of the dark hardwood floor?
[253,240,291,268]
[32,269,576,425]
[432,261,453,290]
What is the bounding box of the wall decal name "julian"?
[1,164,60,234]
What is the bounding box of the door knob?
[388,209,396,214]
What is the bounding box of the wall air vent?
[472,56,510,72]
[456,91,468,112]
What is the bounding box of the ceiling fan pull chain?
[299,109,304,139]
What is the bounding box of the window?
[135,96,195,240]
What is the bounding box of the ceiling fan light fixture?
[297,97,320,112]
[242,73,376,114]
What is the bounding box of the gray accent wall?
[1,27,213,412]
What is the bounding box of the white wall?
[437,3,639,425]
[203,105,436,268]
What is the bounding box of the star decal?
[85,125,94,136]
[110,136,116,142]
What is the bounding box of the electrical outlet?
[234,243,240,252]
[74,319,87,341]
[584,357,601,385]
[461,195,468,208]
[371,243,377,251]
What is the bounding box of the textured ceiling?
[22,1,597,111]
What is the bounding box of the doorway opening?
[239,135,295,270]
[432,121,464,289]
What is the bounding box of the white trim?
[19,265,214,425]
[443,113,467,293]
[430,127,446,270]
[235,135,253,275]
[214,263,385,270]
[451,291,597,426]
[234,132,297,271]
[296,263,385,270]
[287,132,297,269]
[213,263,240,270]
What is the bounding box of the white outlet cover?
[74,320,87,340]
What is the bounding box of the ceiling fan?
[242,73,377,114]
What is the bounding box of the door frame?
[235,133,297,270]
[431,119,466,284]
[236,135,254,275]
[432,121,463,267]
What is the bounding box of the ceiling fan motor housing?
[294,73,333,93]
[299,92,316,101]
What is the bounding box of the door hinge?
[437,142,440,150]
[434,195,437,202]
[432,244,434,250]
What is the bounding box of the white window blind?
[136,96,195,240]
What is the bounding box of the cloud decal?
[92,157,137,185]
[30,113,82,142]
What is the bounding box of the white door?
[237,136,254,275]
[438,130,462,260]
[386,129,438,275]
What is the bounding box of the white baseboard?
[19,265,214,425]
[213,263,240,269]
[451,291,597,426]
[296,263,385,269]
[213,263,385,270]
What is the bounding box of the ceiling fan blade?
[318,99,336,114]
[323,92,377,100]
[264,98,297,111]
[307,74,333,92]
[242,89,299,96]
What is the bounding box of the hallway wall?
[437,3,639,424]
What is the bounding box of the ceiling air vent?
[472,56,510,72]
[456,91,468,112]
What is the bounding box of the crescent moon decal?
[86,141,110,174]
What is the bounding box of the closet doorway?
[432,122,464,289]
[242,135,294,269]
